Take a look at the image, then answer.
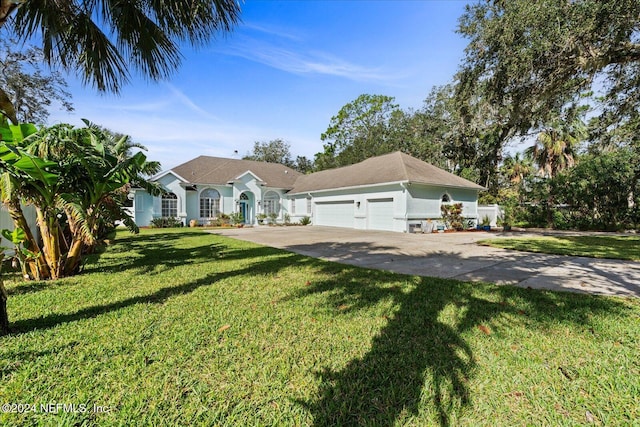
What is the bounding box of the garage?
[367,198,394,231]
[315,201,355,228]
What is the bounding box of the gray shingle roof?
[169,156,302,189]
[288,151,485,194]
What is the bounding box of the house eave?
[288,179,485,197]
[152,170,189,183]
[409,181,487,191]
[288,180,409,196]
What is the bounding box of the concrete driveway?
[212,226,640,298]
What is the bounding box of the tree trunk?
[62,211,89,276]
[546,192,555,228]
[5,198,50,279]
[0,281,9,335]
[0,253,9,335]
[64,239,84,276]
[37,208,61,280]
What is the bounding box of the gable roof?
[289,151,485,194]
[169,156,302,189]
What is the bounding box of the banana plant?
[1,120,159,279]
[1,227,41,280]
[0,120,50,279]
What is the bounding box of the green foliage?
[551,149,640,230]
[244,139,314,173]
[315,94,400,170]
[0,227,40,280]
[1,1,241,94]
[456,0,640,170]
[283,213,291,225]
[440,203,464,231]
[508,146,639,230]
[314,92,454,173]
[294,155,314,174]
[149,217,183,228]
[0,229,637,424]
[244,139,294,166]
[228,212,244,225]
[0,40,74,125]
[0,120,159,279]
[299,215,311,226]
[526,110,587,178]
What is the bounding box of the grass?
[0,228,638,426]
[478,235,640,261]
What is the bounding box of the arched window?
[441,193,451,203]
[200,189,221,218]
[263,191,280,217]
[161,192,178,217]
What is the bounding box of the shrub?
[299,216,311,226]
[229,212,244,225]
[441,203,464,231]
[150,217,183,228]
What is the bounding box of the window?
[200,189,221,218]
[161,192,178,217]
[263,191,280,217]
[306,197,312,214]
[135,194,145,212]
[290,199,296,215]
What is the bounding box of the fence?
[0,204,39,252]
[477,204,503,227]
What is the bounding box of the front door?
[239,201,249,224]
[239,192,251,224]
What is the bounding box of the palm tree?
[0,0,241,117]
[526,117,586,178]
[501,152,533,185]
[524,114,587,227]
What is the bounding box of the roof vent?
[284,170,288,174]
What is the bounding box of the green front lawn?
[479,235,640,261]
[1,229,638,426]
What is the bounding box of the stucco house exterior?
[131,156,301,227]
[131,151,485,233]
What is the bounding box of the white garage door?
[315,201,355,228]
[367,198,394,231]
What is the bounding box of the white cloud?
[220,36,396,82]
[243,22,303,41]
[164,83,222,121]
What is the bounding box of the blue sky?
[49,1,471,170]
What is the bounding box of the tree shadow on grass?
[291,256,629,426]
[82,230,293,276]
[0,342,81,379]
[4,231,286,299]
[82,231,224,275]
[5,231,632,425]
[9,246,302,335]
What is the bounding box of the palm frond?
[57,193,95,246]
[11,0,241,93]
